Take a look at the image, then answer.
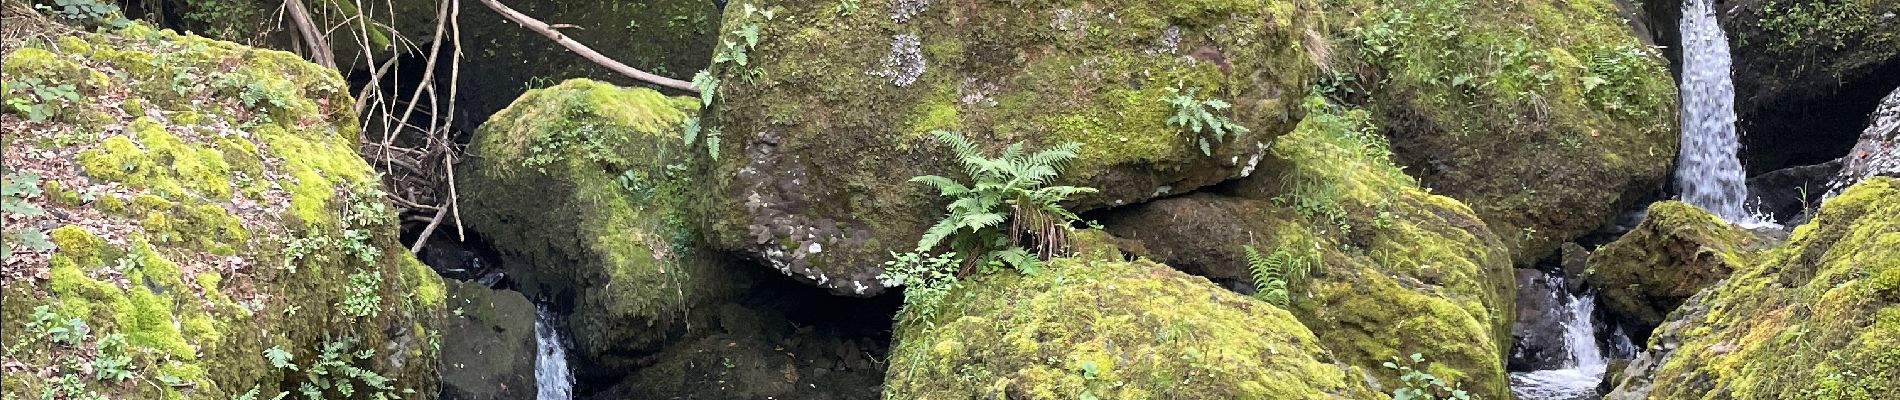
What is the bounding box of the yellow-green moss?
[1329,0,1680,261]
[885,257,1379,399]
[2,25,443,400]
[1630,177,1900,398]
[1587,201,1771,333]
[458,78,727,371]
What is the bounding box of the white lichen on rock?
[874,34,926,87]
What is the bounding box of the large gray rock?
[1833,86,1900,190]
[440,281,538,400]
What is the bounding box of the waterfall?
[1675,0,1754,223]
[535,304,573,400]
[1510,274,1612,400]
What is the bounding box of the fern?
[910,130,1097,269]
[1162,87,1251,156]
[1243,245,1308,307]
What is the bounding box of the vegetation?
[3,171,55,259]
[1384,353,1473,400]
[3,76,81,122]
[885,130,1095,319]
[1161,87,1251,156]
[1243,244,1311,308]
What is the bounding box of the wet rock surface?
[440,280,539,400]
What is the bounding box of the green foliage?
[1383,353,1472,400]
[3,171,55,259]
[680,115,720,159]
[1580,42,1667,118]
[341,271,383,318]
[1161,87,1251,156]
[1759,0,1883,52]
[1274,97,1400,236]
[877,251,962,323]
[891,130,1095,321]
[10,306,142,400]
[35,0,129,28]
[522,123,616,172]
[1243,245,1310,308]
[3,76,81,122]
[910,130,1096,267]
[831,0,859,16]
[267,337,407,400]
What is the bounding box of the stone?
[0,24,444,399]
[1585,201,1775,340]
[1607,177,1900,399]
[440,280,538,400]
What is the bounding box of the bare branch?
[474,0,700,93]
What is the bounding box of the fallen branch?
[474,0,699,93]
[283,0,336,69]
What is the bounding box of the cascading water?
[535,304,573,400]
[1676,0,1754,223]
[1510,274,1627,400]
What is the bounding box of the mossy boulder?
[1605,177,1900,399]
[439,280,537,400]
[1102,99,1516,397]
[456,78,737,377]
[883,257,1379,399]
[1328,0,1680,261]
[1586,201,1776,338]
[700,0,1323,296]
[0,25,443,399]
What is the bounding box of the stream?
[535,304,573,400]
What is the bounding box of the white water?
[1676,0,1755,224]
[1510,274,1623,400]
[535,304,573,400]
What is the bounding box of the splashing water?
[1510,274,1616,400]
[536,304,573,400]
[1676,0,1754,223]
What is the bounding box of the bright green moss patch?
[459,78,730,372]
[1628,178,1900,398]
[2,24,442,400]
[1587,201,1775,334]
[1328,0,1679,261]
[885,257,1379,399]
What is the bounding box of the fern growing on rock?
[1162,87,1251,156]
[1243,244,1309,308]
[910,130,1097,271]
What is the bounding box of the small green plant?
[277,337,407,400]
[89,333,133,382]
[36,0,129,28]
[3,77,81,122]
[3,171,55,259]
[1162,87,1250,156]
[1243,245,1309,307]
[1382,353,1472,400]
[910,130,1096,269]
[680,115,720,159]
[877,250,962,322]
[341,271,383,318]
[831,0,859,16]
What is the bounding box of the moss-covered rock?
[439,280,536,400]
[1102,98,1516,397]
[1606,177,1900,399]
[1,24,442,399]
[1328,0,1680,261]
[1586,201,1777,338]
[701,0,1323,296]
[456,78,737,376]
[883,256,1379,399]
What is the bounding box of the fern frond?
[1026,142,1081,173]
[960,212,1007,231]
[916,218,961,252]
[910,175,971,196]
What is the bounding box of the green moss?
[2,25,442,400]
[885,258,1378,399]
[1635,178,1900,398]
[459,78,726,371]
[1587,201,1770,332]
[702,0,1324,294]
[1329,0,1679,261]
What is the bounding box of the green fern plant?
[1243,245,1309,307]
[1162,87,1251,156]
[909,130,1098,274]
